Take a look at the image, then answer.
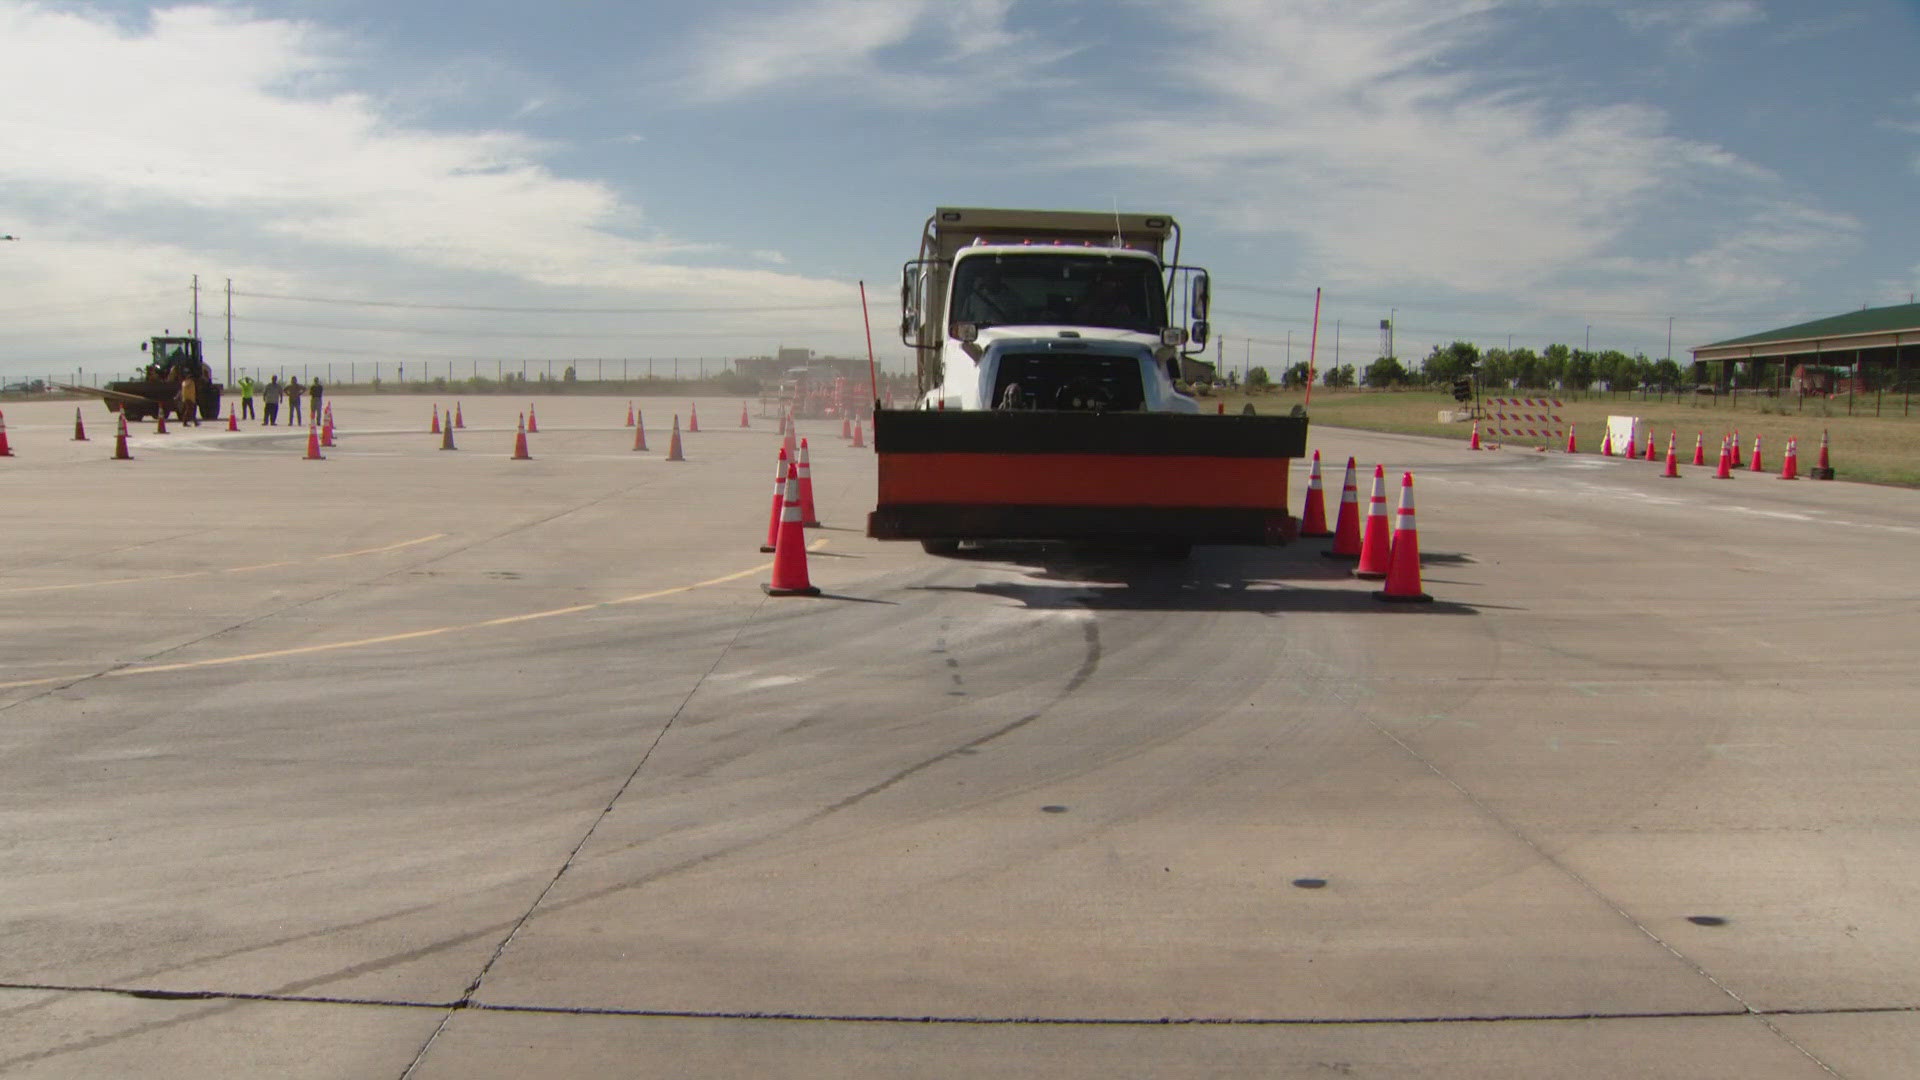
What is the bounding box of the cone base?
[802,518,821,528]
[1299,529,1334,539]
[1353,569,1387,580]
[759,545,776,553]
[762,583,821,597]
[1322,549,1360,559]
[1810,467,1834,480]
[1374,590,1434,603]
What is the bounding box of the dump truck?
[61,335,224,422]
[867,206,1308,555]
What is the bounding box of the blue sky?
[1,0,1916,383]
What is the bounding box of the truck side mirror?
[1189,273,1210,321]
[1189,319,1209,347]
[900,267,922,340]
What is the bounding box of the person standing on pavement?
[237,374,256,420]
[286,376,303,427]
[262,375,282,426]
[178,369,200,425]
[309,379,324,426]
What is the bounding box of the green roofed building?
[1691,303,1920,394]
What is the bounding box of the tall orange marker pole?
[860,280,879,412]
[1305,287,1322,408]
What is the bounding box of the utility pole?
[192,275,201,341]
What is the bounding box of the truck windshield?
[950,253,1165,334]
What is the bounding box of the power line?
[230,289,845,316]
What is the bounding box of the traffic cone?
[1661,433,1680,478]
[324,403,333,429]
[454,402,465,429]
[112,414,132,460]
[666,415,685,461]
[1691,432,1705,466]
[1814,429,1832,479]
[1467,420,1481,450]
[1375,472,1433,603]
[760,446,789,552]
[1713,435,1732,479]
[154,408,168,434]
[625,402,635,427]
[320,415,335,447]
[840,414,852,440]
[1601,429,1613,456]
[73,407,89,441]
[431,405,441,434]
[797,438,820,527]
[1748,434,1763,473]
[851,419,866,449]
[1621,425,1635,460]
[526,404,538,433]
[1324,457,1363,559]
[1565,423,1577,453]
[439,413,457,450]
[762,464,820,598]
[303,422,324,460]
[1298,450,1331,537]
[740,403,750,428]
[511,414,532,460]
[632,409,648,451]
[1353,465,1391,580]
[1780,437,1799,480]
[226,406,238,431]
[0,410,13,456]
[1645,429,1659,462]
[1728,428,1741,468]
[688,403,699,433]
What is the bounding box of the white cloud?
[1618,0,1764,47]
[676,0,1072,105]
[1028,0,1853,321]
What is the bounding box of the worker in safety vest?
[237,375,257,419]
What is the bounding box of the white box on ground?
[1606,415,1641,451]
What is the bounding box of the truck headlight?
[1161,327,1188,347]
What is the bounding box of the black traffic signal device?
[1451,377,1473,403]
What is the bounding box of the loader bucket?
[867,408,1309,547]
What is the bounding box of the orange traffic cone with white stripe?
[1691,432,1706,466]
[1375,472,1433,604]
[1728,428,1741,468]
[840,414,852,439]
[320,413,335,446]
[762,464,820,598]
[1600,428,1613,456]
[1621,424,1635,460]
[1324,456,1362,559]
[526,403,537,433]
[631,409,648,451]
[1748,434,1764,473]
[431,404,441,433]
[1779,437,1798,479]
[760,446,790,552]
[851,418,865,449]
[740,403,750,428]
[666,414,685,461]
[303,422,325,460]
[227,406,238,431]
[1353,465,1392,580]
[73,407,89,441]
[798,438,820,527]
[511,414,532,460]
[454,402,465,429]
[0,410,13,456]
[439,413,457,450]
[1565,423,1577,453]
[1645,428,1659,461]
[1661,432,1680,478]
[112,414,132,460]
[1713,435,1732,479]
[626,402,635,427]
[1814,429,1832,479]
[1468,420,1481,450]
[1298,450,1331,537]
[154,407,168,434]
[688,403,699,432]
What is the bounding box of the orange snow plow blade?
[867,409,1310,546]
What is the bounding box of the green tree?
[1281,362,1308,387]
[1363,355,1407,387]
[1325,363,1356,388]
[1421,341,1481,386]
[1510,348,1542,388]
[1246,365,1272,389]
[1649,358,1683,388]
[1557,346,1589,389]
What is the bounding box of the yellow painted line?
[0,534,447,596]
[0,540,830,688]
